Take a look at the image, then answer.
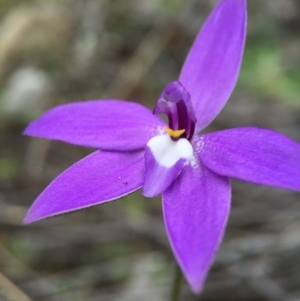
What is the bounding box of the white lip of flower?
[147,134,194,168]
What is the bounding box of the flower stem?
[170,264,183,301]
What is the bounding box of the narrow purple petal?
[179,0,247,131]
[163,163,231,293]
[24,100,165,151]
[197,127,300,191]
[23,150,144,223]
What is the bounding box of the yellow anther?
[165,127,185,138]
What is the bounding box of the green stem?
[170,264,183,301]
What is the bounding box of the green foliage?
[0,157,18,180]
[240,40,300,105]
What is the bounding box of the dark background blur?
[1,0,300,300]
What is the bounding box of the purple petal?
[197,127,300,191]
[24,150,144,223]
[179,0,247,131]
[143,134,194,197]
[143,147,184,197]
[24,100,165,151]
[163,163,231,293]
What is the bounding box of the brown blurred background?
[1,0,300,300]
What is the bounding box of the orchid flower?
[23,0,300,294]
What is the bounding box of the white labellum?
[147,134,194,168]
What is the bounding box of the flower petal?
[197,127,300,191]
[23,150,144,223]
[143,135,194,197]
[24,100,165,151]
[163,163,231,293]
[179,0,247,131]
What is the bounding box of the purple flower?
[23,0,300,294]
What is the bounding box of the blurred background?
[1,0,300,300]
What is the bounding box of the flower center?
[165,127,185,139]
[154,81,197,141]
